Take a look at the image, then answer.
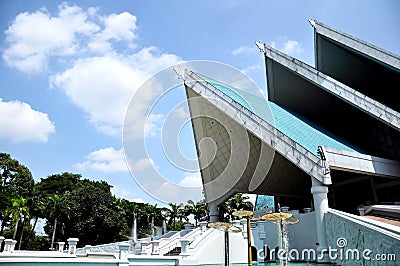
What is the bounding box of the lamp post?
[208,222,242,266]
[232,210,253,265]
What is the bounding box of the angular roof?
[199,74,358,156]
[310,19,400,113]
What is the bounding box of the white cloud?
[75,147,128,172]
[3,3,99,73]
[144,113,164,137]
[50,54,147,135]
[231,45,257,56]
[102,12,137,41]
[132,158,155,172]
[282,40,304,55]
[111,185,144,202]
[271,39,304,56]
[179,172,202,187]
[4,4,181,135]
[50,49,180,135]
[0,98,55,142]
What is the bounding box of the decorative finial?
[173,65,186,80]
[255,41,265,53]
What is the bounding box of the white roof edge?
[311,19,400,71]
[259,42,400,132]
[320,146,400,178]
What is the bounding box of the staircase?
[164,247,181,256]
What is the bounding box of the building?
[180,19,400,264]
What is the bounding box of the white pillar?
[118,243,130,260]
[10,240,17,252]
[311,177,329,262]
[179,239,190,257]
[151,240,160,255]
[132,216,138,242]
[67,238,79,255]
[140,240,150,255]
[57,242,65,252]
[240,219,248,239]
[3,239,14,252]
[162,219,167,234]
[199,221,208,234]
[209,203,219,222]
[184,224,193,230]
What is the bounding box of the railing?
[325,208,399,265]
[158,227,203,255]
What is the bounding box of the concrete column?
[10,240,17,252]
[3,239,14,252]
[0,236,4,252]
[67,238,79,255]
[199,221,208,233]
[179,239,190,257]
[118,243,130,260]
[151,240,160,255]
[311,177,329,262]
[162,219,167,234]
[257,220,266,239]
[140,240,150,255]
[240,219,248,239]
[184,224,193,230]
[209,203,219,222]
[57,242,65,252]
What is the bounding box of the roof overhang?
[259,42,400,162]
[310,19,400,113]
[178,68,331,204]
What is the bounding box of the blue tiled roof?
[198,74,358,156]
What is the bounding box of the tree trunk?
[18,217,26,250]
[12,217,20,240]
[50,218,57,250]
[31,216,38,236]
[151,216,154,240]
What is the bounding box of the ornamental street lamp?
[232,210,253,265]
[208,222,242,266]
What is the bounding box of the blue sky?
[1,0,399,206]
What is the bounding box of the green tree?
[6,196,29,241]
[0,153,34,234]
[185,199,208,227]
[220,193,254,221]
[64,179,123,246]
[48,193,69,250]
[35,172,80,196]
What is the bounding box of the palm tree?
[6,196,29,240]
[221,193,254,221]
[48,193,69,250]
[166,202,182,230]
[185,200,207,227]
